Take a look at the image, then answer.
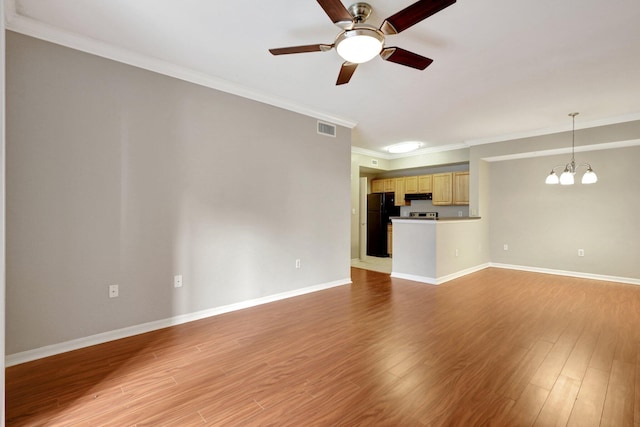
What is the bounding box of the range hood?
[404,193,432,201]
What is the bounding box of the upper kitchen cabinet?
[383,178,395,192]
[394,178,407,206]
[453,171,469,205]
[432,173,453,206]
[418,175,433,193]
[404,176,418,194]
[371,179,384,193]
[371,178,396,194]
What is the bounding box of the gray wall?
[1,4,7,424]
[486,145,640,279]
[6,32,352,355]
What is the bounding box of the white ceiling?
[6,0,640,156]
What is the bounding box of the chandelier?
[545,112,598,185]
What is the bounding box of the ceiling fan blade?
[381,47,433,70]
[336,62,358,85]
[316,0,354,28]
[269,44,333,55]
[380,0,456,35]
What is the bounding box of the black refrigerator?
[367,192,400,257]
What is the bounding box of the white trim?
[391,272,438,285]
[435,263,491,284]
[351,143,469,160]
[4,12,357,130]
[5,277,351,367]
[467,113,640,147]
[490,263,640,286]
[391,263,491,285]
[482,139,640,163]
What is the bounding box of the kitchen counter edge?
[390,216,482,223]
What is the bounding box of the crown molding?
[4,8,358,130]
[352,142,469,160]
[466,112,640,147]
[482,139,640,163]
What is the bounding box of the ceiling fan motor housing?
[349,2,373,23]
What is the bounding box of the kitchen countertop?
[391,216,481,221]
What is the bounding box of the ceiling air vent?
[317,121,336,137]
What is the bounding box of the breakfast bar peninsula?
[390,216,488,285]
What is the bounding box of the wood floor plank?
[635,342,640,425]
[534,375,582,426]
[530,319,584,390]
[497,339,553,400]
[498,383,550,427]
[601,359,635,427]
[567,367,609,427]
[6,268,640,426]
[561,321,600,381]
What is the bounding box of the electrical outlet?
[503,244,509,251]
[455,249,459,257]
[458,211,463,217]
[174,275,183,288]
[295,259,301,269]
[109,284,119,298]
[578,249,585,257]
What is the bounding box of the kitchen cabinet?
[432,173,453,206]
[418,175,433,193]
[404,176,418,194]
[371,179,384,193]
[383,178,395,192]
[394,178,407,206]
[372,178,402,201]
[387,223,393,256]
[453,172,469,205]
[371,171,466,206]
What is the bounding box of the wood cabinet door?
[371,179,384,193]
[432,173,453,205]
[418,175,433,193]
[404,176,418,194]
[394,178,407,206]
[453,172,469,205]
[383,178,395,192]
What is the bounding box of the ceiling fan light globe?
[336,28,384,64]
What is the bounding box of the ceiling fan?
[269,0,456,85]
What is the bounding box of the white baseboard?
[5,277,352,367]
[391,263,491,285]
[390,272,438,285]
[490,263,640,286]
[435,263,492,284]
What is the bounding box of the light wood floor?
[6,268,640,426]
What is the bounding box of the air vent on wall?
[371,159,379,166]
[317,121,336,137]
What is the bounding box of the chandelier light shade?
[545,112,597,185]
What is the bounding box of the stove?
[409,212,438,219]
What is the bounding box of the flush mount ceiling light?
[545,112,598,185]
[387,141,424,154]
